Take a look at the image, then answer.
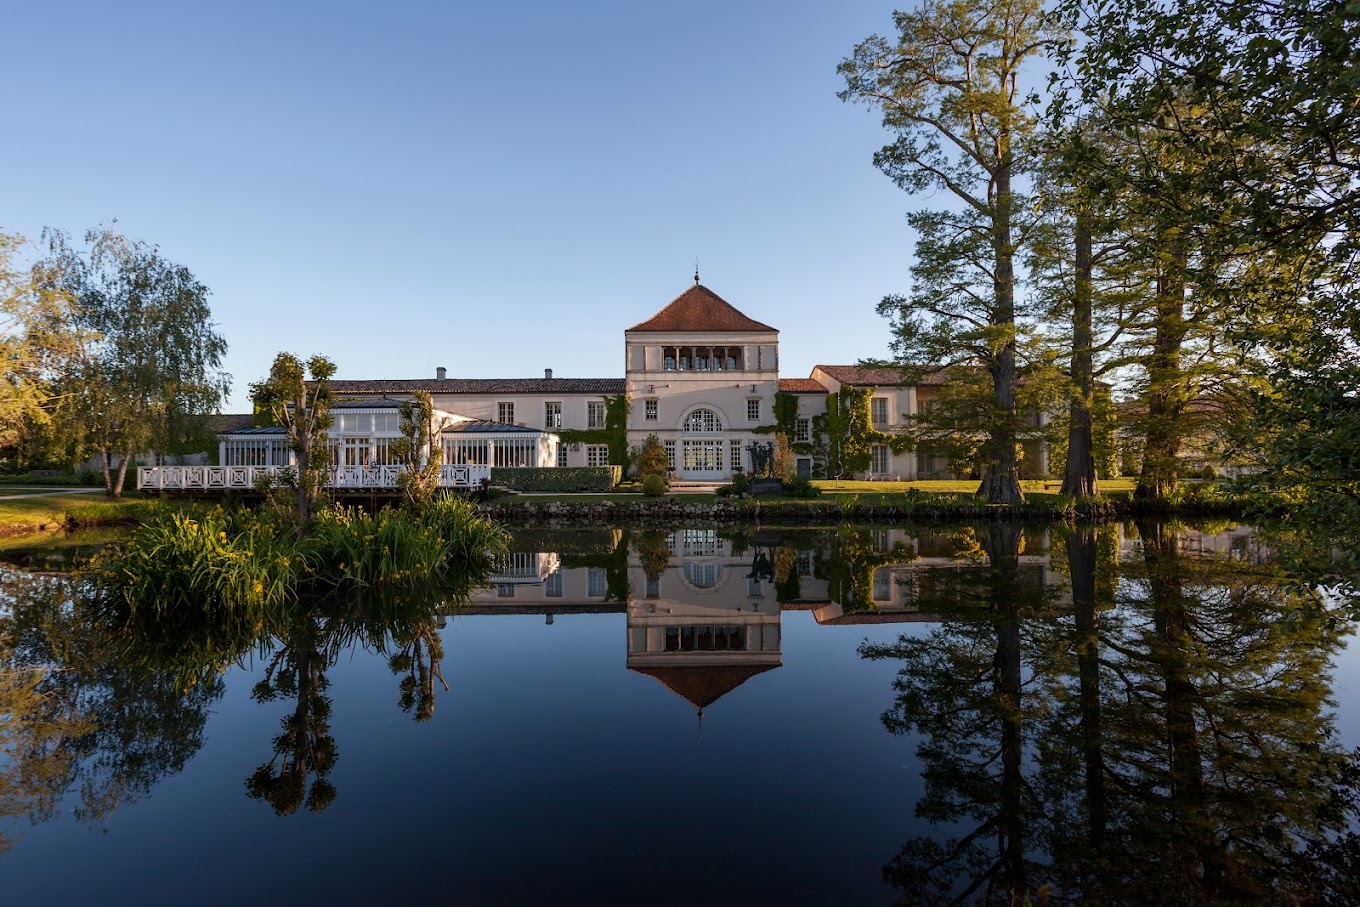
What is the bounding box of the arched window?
[683,408,724,433]
[683,562,724,588]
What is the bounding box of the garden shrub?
[489,466,621,492]
[641,474,667,497]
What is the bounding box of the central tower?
[624,284,779,480]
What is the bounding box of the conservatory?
[137,400,560,492]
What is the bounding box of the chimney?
[544,368,553,379]
[436,367,447,380]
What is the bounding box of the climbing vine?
[557,393,632,472]
[809,388,913,477]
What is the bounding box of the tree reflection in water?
[863,522,1360,905]
[0,567,225,850]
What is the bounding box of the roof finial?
[694,256,701,286]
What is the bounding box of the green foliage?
[391,391,441,508]
[782,475,819,499]
[840,0,1060,504]
[98,499,507,618]
[557,393,631,470]
[634,434,669,486]
[640,474,667,497]
[772,392,799,440]
[250,353,336,525]
[490,466,620,492]
[38,227,230,497]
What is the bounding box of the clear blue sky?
[4,0,918,412]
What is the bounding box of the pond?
[0,521,1357,904]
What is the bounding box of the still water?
[0,521,1357,905]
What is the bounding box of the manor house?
[212,280,1051,483]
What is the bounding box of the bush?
[782,475,820,499]
[641,474,667,497]
[634,435,670,487]
[489,466,622,492]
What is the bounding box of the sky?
[4,0,921,412]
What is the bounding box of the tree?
[0,232,85,455]
[1049,0,1359,507]
[38,227,229,496]
[840,0,1062,504]
[634,434,669,487]
[391,391,444,508]
[250,353,336,526]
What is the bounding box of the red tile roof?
[814,365,950,387]
[627,284,777,333]
[630,663,779,709]
[778,378,829,394]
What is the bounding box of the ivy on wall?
[557,393,632,472]
[808,387,914,477]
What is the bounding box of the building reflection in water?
[457,526,1091,716]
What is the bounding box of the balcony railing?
[137,464,492,492]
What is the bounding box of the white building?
[200,280,1051,484]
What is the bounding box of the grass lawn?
[0,493,161,539]
[813,478,1138,496]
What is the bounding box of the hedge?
[489,466,622,493]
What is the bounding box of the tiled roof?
[630,663,779,709]
[332,397,405,409]
[327,378,625,396]
[814,365,950,387]
[627,284,777,333]
[778,378,828,394]
[815,612,944,626]
[221,425,286,436]
[441,420,554,435]
[207,413,257,433]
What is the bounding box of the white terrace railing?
[137,464,493,492]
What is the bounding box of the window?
[796,457,812,477]
[871,397,889,425]
[683,408,723,433]
[795,418,810,443]
[496,583,515,598]
[588,568,607,597]
[498,402,514,424]
[545,402,562,429]
[871,444,891,474]
[587,401,606,429]
[871,529,890,553]
[372,412,401,433]
[730,439,742,472]
[586,444,609,466]
[681,440,723,471]
[337,413,372,433]
[873,568,892,601]
[664,625,743,651]
[682,562,723,588]
[645,576,660,599]
[747,399,760,422]
[644,399,657,421]
[545,570,563,597]
[557,444,568,467]
[664,440,676,471]
[664,353,676,371]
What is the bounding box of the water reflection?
[0,522,1356,903]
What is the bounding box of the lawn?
[0,492,161,538]
[813,478,1138,496]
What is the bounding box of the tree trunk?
[979,149,1025,505]
[1062,206,1099,498]
[1135,243,1189,503]
[99,446,113,496]
[111,447,132,498]
[1138,519,1225,895]
[1068,526,1106,849]
[987,522,1028,895]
